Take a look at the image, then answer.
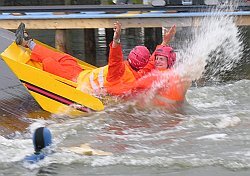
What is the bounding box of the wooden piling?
[144,27,162,53]
[101,0,114,61]
[0,0,3,14]
[55,29,67,52]
[155,27,163,45]
[105,28,113,60]
[144,28,154,53]
[84,29,97,65]
[54,0,71,53]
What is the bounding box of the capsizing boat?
[0,28,104,115]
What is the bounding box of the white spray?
[134,3,244,105]
[175,4,243,81]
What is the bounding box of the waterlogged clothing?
[110,63,190,108]
[30,44,82,82]
[131,69,189,106]
[24,152,46,164]
[122,45,190,107]
[30,42,154,95]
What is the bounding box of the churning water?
[0,3,250,176]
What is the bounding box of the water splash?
[175,4,244,81]
[131,3,245,108]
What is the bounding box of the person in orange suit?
[124,45,192,111]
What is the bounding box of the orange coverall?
[30,44,82,82]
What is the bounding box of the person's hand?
[113,21,122,42]
[112,21,122,48]
[161,25,176,46]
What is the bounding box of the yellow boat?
[0,28,104,115]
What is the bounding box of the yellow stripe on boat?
[1,41,104,115]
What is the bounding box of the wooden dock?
[0,5,250,29]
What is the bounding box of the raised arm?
[112,21,122,48]
[107,21,125,82]
[161,25,176,46]
[137,25,177,77]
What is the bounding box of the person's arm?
[106,21,125,82]
[137,25,177,77]
[112,21,121,48]
[161,25,176,46]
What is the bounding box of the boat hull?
[0,29,104,115]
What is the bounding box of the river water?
[0,5,250,176]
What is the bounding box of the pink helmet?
[128,46,150,70]
[155,45,176,68]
